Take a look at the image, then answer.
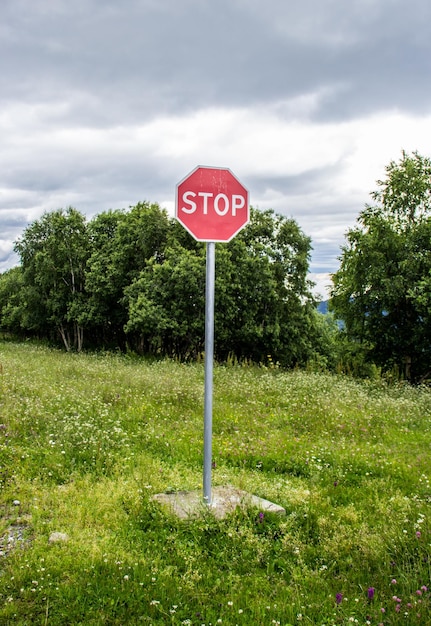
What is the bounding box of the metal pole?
[203,241,215,505]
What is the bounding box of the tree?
[83,202,170,347]
[14,207,90,351]
[216,208,317,365]
[124,244,206,358]
[330,151,431,381]
[0,267,26,335]
[124,207,317,366]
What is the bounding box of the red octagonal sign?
[176,166,249,242]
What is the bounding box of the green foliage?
[124,245,206,358]
[83,203,170,346]
[122,207,317,365]
[0,268,26,335]
[1,202,321,367]
[1,343,431,624]
[12,207,90,351]
[331,151,431,382]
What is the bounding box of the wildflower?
[336,593,343,605]
[421,585,428,592]
[416,531,421,538]
[367,587,375,600]
[150,600,160,605]
[227,601,233,606]
[391,579,397,584]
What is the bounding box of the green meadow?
[0,341,430,625]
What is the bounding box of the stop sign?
[175,166,249,242]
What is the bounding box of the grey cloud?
[3,0,431,124]
[251,164,345,199]
[0,247,17,267]
[1,0,431,291]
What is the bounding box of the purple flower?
[336,593,343,605]
[416,531,421,538]
[367,587,375,600]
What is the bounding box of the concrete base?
[152,485,286,520]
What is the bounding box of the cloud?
[1,0,431,299]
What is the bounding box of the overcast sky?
[2,0,431,298]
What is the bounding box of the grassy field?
[0,341,430,625]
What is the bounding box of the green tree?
[0,267,26,335]
[81,209,125,346]
[14,207,89,351]
[124,244,205,358]
[124,207,317,366]
[330,151,431,381]
[227,207,316,366]
[84,202,170,347]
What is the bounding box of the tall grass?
[0,341,430,625]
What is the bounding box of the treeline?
[3,151,430,381]
[0,204,332,367]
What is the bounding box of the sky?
[2,0,431,299]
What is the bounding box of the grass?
[0,341,430,625]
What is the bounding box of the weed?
[0,342,430,624]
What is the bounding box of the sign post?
[203,241,215,503]
[175,166,249,505]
